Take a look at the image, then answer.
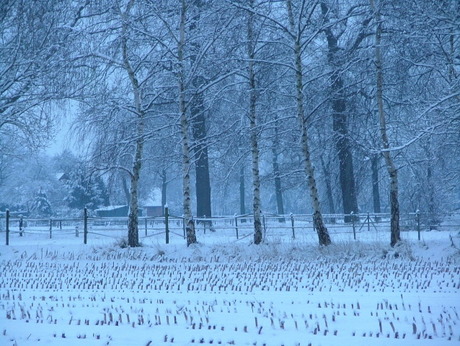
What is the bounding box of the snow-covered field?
[1,223,459,346]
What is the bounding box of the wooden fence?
[0,208,458,246]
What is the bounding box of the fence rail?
[1,208,459,246]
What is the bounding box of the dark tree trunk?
[371,155,381,214]
[272,119,285,218]
[427,161,438,229]
[333,99,359,222]
[321,3,359,223]
[188,0,212,221]
[273,161,285,216]
[239,166,246,215]
[320,156,336,223]
[190,83,212,219]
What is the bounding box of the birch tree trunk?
[370,0,400,247]
[287,0,331,246]
[120,1,144,247]
[179,0,197,246]
[247,0,263,244]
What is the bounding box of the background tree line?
[1,0,459,247]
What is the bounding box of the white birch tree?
[178,0,197,245]
[71,0,168,246]
[286,0,331,245]
[369,0,400,247]
[245,0,263,244]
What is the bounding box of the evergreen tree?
[30,189,53,217]
[65,170,109,211]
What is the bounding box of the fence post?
[351,212,356,240]
[165,205,170,244]
[234,214,239,239]
[49,218,53,239]
[182,215,186,239]
[290,213,295,239]
[367,213,370,232]
[262,214,266,237]
[145,217,148,237]
[416,210,421,241]
[19,216,24,237]
[6,209,10,246]
[75,225,79,237]
[83,207,88,245]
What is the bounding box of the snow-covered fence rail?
[194,211,458,242]
[0,207,185,245]
[1,209,458,245]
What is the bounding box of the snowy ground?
[1,222,459,345]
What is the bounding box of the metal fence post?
[145,217,148,237]
[367,213,370,232]
[49,219,53,239]
[290,213,295,239]
[83,208,88,245]
[182,215,186,239]
[416,210,421,241]
[165,205,170,244]
[262,214,266,239]
[234,214,239,239]
[6,209,10,246]
[351,212,356,240]
[19,216,24,237]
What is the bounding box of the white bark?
[121,0,144,247]
[286,0,331,246]
[247,0,263,244]
[369,0,400,247]
[179,0,197,246]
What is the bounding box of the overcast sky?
[45,102,80,156]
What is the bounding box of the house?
[144,205,164,217]
[142,188,163,217]
[95,205,129,217]
[56,172,70,182]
